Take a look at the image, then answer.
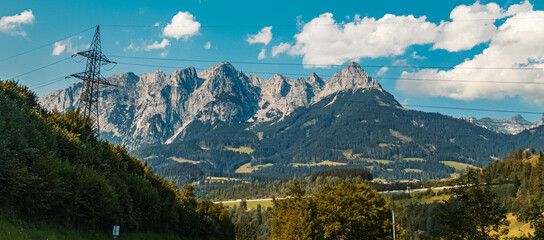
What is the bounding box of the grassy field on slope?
[440,161,479,171]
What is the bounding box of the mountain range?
[462,115,543,135]
[39,62,544,181]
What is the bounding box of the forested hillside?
[135,88,540,185]
[42,62,544,183]
[195,168,373,200]
[483,149,544,221]
[394,150,544,239]
[0,80,234,239]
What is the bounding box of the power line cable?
[29,76,73,89]
[0,26,96,63]
[12,60,542,118]
[100,17,544,29]
[252,94,543,117]
[112,55,544,70]
[403,104,542,115]
[9,57,71,79]
[115,61,544,85]
[26,71,543,121]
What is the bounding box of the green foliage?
[482,150,544,221]
[229,203,271,240]
[270,181,402,240]
[196,168,372,201]
[440,169,509,240]
[0,80,234,239]
[270,181,318,240]
[530,214,544,239]
[396,202,445,239]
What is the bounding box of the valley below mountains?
[39,61,544,182]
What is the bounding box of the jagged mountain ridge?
[39,62,379,150]
[39,61,544,181]
[462,115,544,135]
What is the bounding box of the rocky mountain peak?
[318,61,381,98]
[335,61,375,84]
[266,74,292,97]
[345,61,365,71]
[306,72,325,87]
[510,114,525,121]
[270,73,289,82]
[172,67,202,91]
[39,60,395,149]
[198,61,238,80]
[469,114,542,135]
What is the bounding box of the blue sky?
[2,0,544,121]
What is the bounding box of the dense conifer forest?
[0,80,234,239]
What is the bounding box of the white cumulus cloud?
[52,42,66,55]
[273,1,534,68]
[247,26,272,45]
[204,41,211,49]
[0,10,35,37]
[433,2,505,52]
[163,11,201,40]
[377,66,389,76]
[145,38,170,51]
[51,37,89,56]
[258,48,266,60]
[272,42,291,57]
[283,12,439,67]
[397,2,544,104]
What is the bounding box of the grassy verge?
[0,218,187,240]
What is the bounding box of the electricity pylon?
[69,25,116,137]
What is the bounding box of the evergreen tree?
[440,169,508,239]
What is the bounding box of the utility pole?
[392,209,396,240]
[69,25,116,138]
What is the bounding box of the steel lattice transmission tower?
[69,25,116,137]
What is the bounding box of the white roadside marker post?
[392,210,396,240]
[113,225,120,240]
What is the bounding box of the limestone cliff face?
[463,114,544,135]
[39,61,382,150]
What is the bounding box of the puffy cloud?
[397,2,544,104]
[377,66,389,76]
[272,42,291,57]
[257,48,266,60]
[0,10,35,37]
[247,26,272,45]
[204,41,211,49]
[51,37,89,55]
[144,38,170,51]
[432,2,505,52]
[283,12,439,67]
[273,1,534,68]
[163,11,201,40]
[52,42,66,56]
